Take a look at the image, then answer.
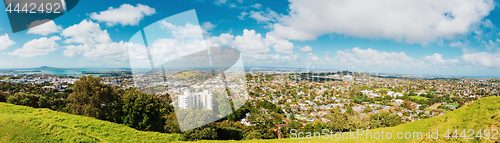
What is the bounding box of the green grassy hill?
[0,103,182,142]
[1,96,499,142]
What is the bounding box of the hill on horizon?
[0,96,499,142]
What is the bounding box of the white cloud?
[159,21,205,39]
[241,53,300,64]
[331,47,422,68]
[0,34,15,50]
[202,22,216,31]
[9,36,61,57]
[61,20,112,46]
[251,3,262,9]
[265,33,294,54]
[238,12,248,20]
[449,41,463,47]
[215,0,227,5]
[307,52,318,61]
[299,46,312,52]
[423,53,459,66]
[248,10,279,23]
[269,0,495,44]
[83,42,129,61]
[26,21,62,36]
[233,29,270,53]
[207,29,300,55]
[482,40,497,50]
[61,20,128,61]
[462,52,500,68]
[90,4,155,26]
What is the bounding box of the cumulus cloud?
[299,46,312,52]
[449,41,463,47]
[265,33,294,54]
[61,20,129,61]
[268,0,495,44]
[241,53,300,65]
[423,53,459,66]
[9,36,61,57]
[215,0,227,5]
[61,20,112,46]
[129,21,210,67]
[90,4,155,26]
[247,10,279,23]
[26,21,62,36]
[307,52,318,61]
[462,52,500,68]
[202,22,216,31]
[251,3,262,9]
[233,29,270,53]
[330,47,423,68]
[83,42,130,61]
[159,21,206,39]
[207,29,301,55]
[0,34,15,50]
[238,12,248,20]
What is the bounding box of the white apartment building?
[178,90,213,110]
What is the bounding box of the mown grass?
[1,96,499,143]
[0,103,182,142]
[409,96,430,101]
[172,71,203,79]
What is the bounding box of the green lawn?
[1,77,11,80]
[376,88,391,91]
[444,104,459,108]
[409,96,429,100]
[1,96,500,142]
[172,71,203,79]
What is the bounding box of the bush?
[182,127,218,140]
[7,93,47,108]
[243,131,262,140]
[0,91,6,102]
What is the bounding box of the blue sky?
[1,0,500,77]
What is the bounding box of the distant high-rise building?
[178,90,213,110]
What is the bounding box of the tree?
[369,113,402,128]
[120,88,166,132]
[0,91,6,102]
[66,75,119,120]
[243,131,263,140]
[182,127,218,140]
[7,93,47,108]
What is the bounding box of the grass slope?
[1,96,499,142]
[0,103,182,142]
[172,71,203,79]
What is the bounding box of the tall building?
[178,90,213,110]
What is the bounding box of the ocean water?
[0,68,123,76]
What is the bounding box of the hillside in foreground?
[1,96,499,142]
[0,103,182,142]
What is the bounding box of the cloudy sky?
[1,0,500,77]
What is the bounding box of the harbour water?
[0,68,125,77]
